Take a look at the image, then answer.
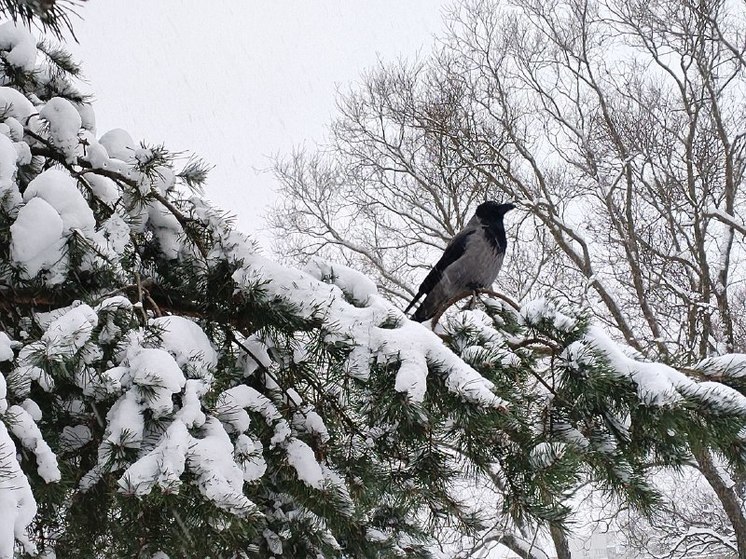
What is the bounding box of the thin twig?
[133,271,148,324]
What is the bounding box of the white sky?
[65,1,447,250]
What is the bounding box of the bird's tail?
[412,288,475,323]
[411,293,438,323]
[403,292,423,316]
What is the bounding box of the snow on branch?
[231,255,505,408]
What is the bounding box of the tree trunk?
[550,525,572,559]
[695,447,746,559]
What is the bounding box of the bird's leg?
[467,289,479,310]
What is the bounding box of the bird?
[404,201,515,323]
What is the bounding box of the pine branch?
[27,131,210,259]
[508,337,561,355]
[0,284,250,331]
[0,0,87,40]
[36,38,81,76]
[149,189,209,259]
[428,288,521,327]
[177,155,213,193]
[228,332,365,438]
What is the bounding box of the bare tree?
[437,0,746,363]
[271,0,746,556]
[619,467,740,558]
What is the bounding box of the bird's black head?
[475,201,515,223]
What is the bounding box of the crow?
[404,201,515,322]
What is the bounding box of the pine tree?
[1,19,746,559]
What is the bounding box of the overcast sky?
[66,1,447,250]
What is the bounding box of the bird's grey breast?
[443,226,505,289]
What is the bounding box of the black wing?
[404,229,475,314]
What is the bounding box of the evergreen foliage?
[1,18,746,559]
[0,0,85,39]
